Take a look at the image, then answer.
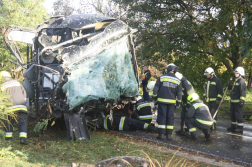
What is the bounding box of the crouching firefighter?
[203,67,223,129]
[0,71,28,145]
[174,72,195,135]
[153,63,182,140]
[227,67,246,133]
[185,93,213,140]
[103,115,157,132]
[130,98,153,124]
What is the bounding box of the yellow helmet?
[187,93,199,103]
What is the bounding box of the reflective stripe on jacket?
[153,73,182,104]
[230,77,246,103]
[1,80,27,106]
[203,76,223,102]
[186,102,213,125]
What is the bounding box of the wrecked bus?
[3,14,139,141]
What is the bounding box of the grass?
[0,127,214,167]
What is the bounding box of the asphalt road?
[116,112,252,166]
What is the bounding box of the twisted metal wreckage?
[3,14,139,141]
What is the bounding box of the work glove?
[216,100,220,106]
[176,101,181,109]
[239,100,245,107]
[153,98,157,105]
[226,81,230,87]
[203,96,206,103]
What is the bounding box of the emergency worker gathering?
[0,62,246,144]
[142,64,246,140]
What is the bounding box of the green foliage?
[0,145,28,160]
[121,0,252,88]
[0,0,49,77]
[0,130,209,166]
[33,119,49,132]
[0,80,17,139]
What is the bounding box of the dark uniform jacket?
[203,76,223,102]
[229,77,246,103]
[153,73,182,104]
[103,115,122,130]
[142,70,151,86]
[131,101,152,124]
[181,77,195,106]
[186,102,213,126]
[1,80,27,112]
[103,116,149,131]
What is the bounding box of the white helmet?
[234,67,245,77]
[146,81,156,92]
[204,67,215,75]
[0,71,11,78]
[175,72,183,80]
[135,96,142,101]
[166,63,179,73]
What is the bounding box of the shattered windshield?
[62,37,138,109]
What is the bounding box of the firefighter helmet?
[146,81,156,92]
[175,72,183,80]
[187,93,199,103]
[135,96,142,101]
[166,63,179,73]
[204,67,215,75]
[0,71,11,78]
[234,67,245,77]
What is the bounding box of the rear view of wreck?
[3,14,139,141]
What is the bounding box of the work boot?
[175,129,184,135]
[20,139,28,145]
[147,125,157,133]
[166,134,171,140]
[183,128,189,136]
[5,137,13,141]
[227,127,236,132]
[204,129,211,140]
[156,134,164,140]
[234,127,243,134]
[227,124,237,132]
[188,133,197,139]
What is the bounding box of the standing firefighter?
[174,72,195,135]
[0,71,28,145]
[153,63,182,140]
[227,67,246,133]
[203,67,223,129]
[142,65,151,101]
[185,93,213,139]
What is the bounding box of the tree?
[0,0,48,78]
[123,2,251,69]
[52,0,80,17]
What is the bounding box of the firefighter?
[103,115,157,132]
[131,98,153,124]
[142,65,151,101]
[174,72,195,135]
[227,67,246,133]
[203,67,223,130]
[185,93,213,139]
[0,71,28,145]
[153,63,182,140]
